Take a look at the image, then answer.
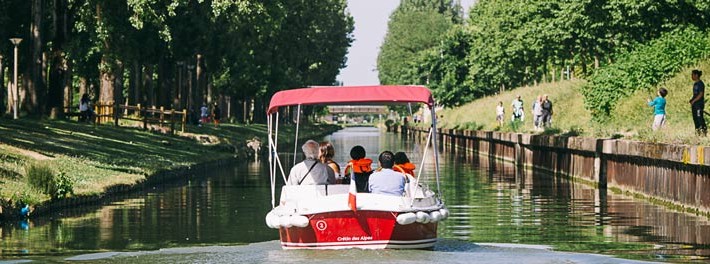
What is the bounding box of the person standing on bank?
[689,69,706,136]
[541,94,553,128]
[212,103,222,128]
[647,88,668,131]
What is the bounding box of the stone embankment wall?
[403,126,710,215]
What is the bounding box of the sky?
[336,0,476,86]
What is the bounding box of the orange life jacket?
[344,158,373,175]
[393,162,416,177]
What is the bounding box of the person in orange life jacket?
[343,145,372,192]
[319,141,341,182]
[393,152,415,177]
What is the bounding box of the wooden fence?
[65,101,187,133]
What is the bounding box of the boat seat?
[280,184,350,204]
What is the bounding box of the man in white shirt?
[368,151,406,196]
[287,140,336,185]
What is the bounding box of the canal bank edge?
[401,125,710,217]
[0,125,342,221]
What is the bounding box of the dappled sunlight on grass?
[0,118,338,208]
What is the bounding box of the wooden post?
[137,103,141,118]
[169,109,175,134]
[181,109,186,133]
[114,101,119,126]
[124,99,129,115]
[159,106,165,128]
[142,104,148,130]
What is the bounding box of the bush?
[25,162,74,200]
[583,28,710,121]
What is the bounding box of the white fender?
[265,212,280,228]
[429,211,442,223]
[396,212,417,225]
[439,208,450,220]
[290,215,310,228]
[279,215,293,228]
[415,211,431,224]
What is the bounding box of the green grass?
[438,79,591,134]
[437,59,710,145]
[0,118,339,211]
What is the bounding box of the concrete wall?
[404,126,710,215]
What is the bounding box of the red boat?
[265,85,449,250]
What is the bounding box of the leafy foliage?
[382,0,710,109]
[582,28,710,121]
[26,162,74,200]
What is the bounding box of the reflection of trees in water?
[433,136,710,259]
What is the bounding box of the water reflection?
[0,127,708,263]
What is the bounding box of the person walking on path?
[541,95,553,128]
[495,101,505,127]
[647,88,668,131]
[532,95,543,131]
[511,95,524,122]
[212,104,222,128]
[689,69,706,136]
[199,103,209,127]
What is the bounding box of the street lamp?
[9,38,22,119]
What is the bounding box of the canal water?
[1,127,708,263]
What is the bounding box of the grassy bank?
[438,60,710,145]
[0,118,338,216]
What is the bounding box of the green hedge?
[583,28,710,121]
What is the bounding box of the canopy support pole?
[268,114,275,208]
[430,106,442,198]
[409,126,433,207]
[293,104,301,166]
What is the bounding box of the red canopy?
[267,85,434,114]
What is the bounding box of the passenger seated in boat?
[393,152,416,178]
[319,141,341,182]
[368,151,406,196]
[343,145,372,192]
[287,140,336,185]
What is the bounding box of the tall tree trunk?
[173,63,182,109]
[158,56,171,107]
[114,61,124,105]
[143,64,154,107]
[47,0,67,116]
[26,0,46,115]
[99,56,116,104]
[594,53,600,69]
[195,54,204,110]
[128,60,144,105]
[63,61,72,111]
[78,77,87,98]
[0,55,4,114]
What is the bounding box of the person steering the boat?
[287,140,336,185]
[368,151,406,196]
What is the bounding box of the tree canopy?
[380,0,710,108]
[0,0,354,122]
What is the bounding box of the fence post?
[137,103,141,118]
[169,109,175,135]
[142,105,148,130]
[159,106,165,128]
[124,99,129,115]
[181,109,186,133]
[114,101,119,126]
